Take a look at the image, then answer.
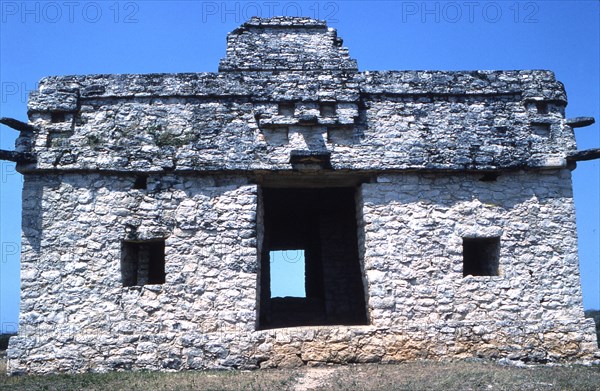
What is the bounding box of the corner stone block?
[28,91,78,113]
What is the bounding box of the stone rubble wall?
[9,173,259,373]
[7,170,598,373]
[7,321,598,374]
[31,69,564,102]
[18,16,572,173]
[218,17,357,71]
[360,170,588,326]
[21,69,572,172]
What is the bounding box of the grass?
[323,361,600,391]
[0,359,299,391]
[1,358,599,391]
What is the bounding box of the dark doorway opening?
[259,187,368,329]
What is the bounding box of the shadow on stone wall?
[0,334,16,351]
[584,310,600,347]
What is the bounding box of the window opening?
[463,237,500,277]
[320,103,336,117]
[51,112,66,123]
[278,102,295,116]
[133,175,148,190]
[121,240,165,286]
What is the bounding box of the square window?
[51,112,66,123]
[463,237,500,277]
[278,102,295,117]
[535,101,548,114]
[319,103,336,117]
[121,240,165,286]
[531,122,551,137]
[133,175,148,190]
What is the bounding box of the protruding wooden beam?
[0,150,36,163]
[0,117,37,133]
[567,148,600,162]
[566,117,595,128]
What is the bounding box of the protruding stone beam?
[0,149,36,163]
[566,117,595,128]
[567,148,600,162]
[290,150,332,170]
[0,117,37,133]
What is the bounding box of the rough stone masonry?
[1,17,600,374]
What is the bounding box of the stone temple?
[2,17,599,373]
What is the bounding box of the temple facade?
[2,17,599,373]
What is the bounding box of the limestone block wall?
[358,170,598,359]
[218,17,357,71]
[361,92,572,169]
[20,70,573,173]
[9,173,260,373]
[8,169,598,374]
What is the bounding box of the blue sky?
[0,1,599,331]
[271,250,306,298]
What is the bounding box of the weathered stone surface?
[28,90,79,112]
[567,148,600,162]
[0,117,38,133]
[566,116,595,128]
[5,16,598,374]
[14,16,575,173]
[17,70,575,172]
[0,149,35,163]
[219,17,357,72]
